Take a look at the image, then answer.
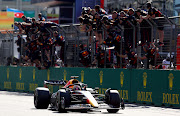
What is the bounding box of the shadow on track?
[0,90,33,96]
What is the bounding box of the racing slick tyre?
[34,87,50,109]
[105,89,120,113]
[55,89,71,112]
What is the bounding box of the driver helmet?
[73,85,81,91]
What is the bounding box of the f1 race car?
[34,76,125,113]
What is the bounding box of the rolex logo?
[143,72,147,88]
[47,69,50,80]
[99,71,103,85]
[120,71,124,87]
[7,68,9,80]
[63,70,67,80]
[33,68,35,81]
[168,73,174,90]
[19,68,22,80]
[81,70,84,82]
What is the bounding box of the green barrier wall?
[0,66,180,108]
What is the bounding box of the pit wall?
[0,66,179,108]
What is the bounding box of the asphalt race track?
[0,91,180,116]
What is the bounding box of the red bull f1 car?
[34,76,125,113]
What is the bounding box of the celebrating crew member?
[138,43,162,69]
[38,13,45,21]
[117,47,137,69]
[144,2,164,46]
[92,46,110,68]
[53,31,65,62]
[79,44,91,67]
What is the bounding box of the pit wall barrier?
[0,66,179,108]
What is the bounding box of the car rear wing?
[70,76,79,79]
[44,80,66,86]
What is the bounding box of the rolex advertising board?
[0,67,180,108]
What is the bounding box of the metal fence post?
[73,24,80,67]
[127,20,136,52]
[59,25,68,66]
[164,17,174,69]
[45,28,54,66]
[102,25,106,68]
[136,23,141,68]
[90,30,94,67]
[7,30,15,66]
[173,21,178,69]
[145,19,154,43]
[117,24,124,68]
[0,32,3,65]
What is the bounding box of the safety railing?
[0,16,180,69]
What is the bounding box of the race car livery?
[34,76,125,113]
